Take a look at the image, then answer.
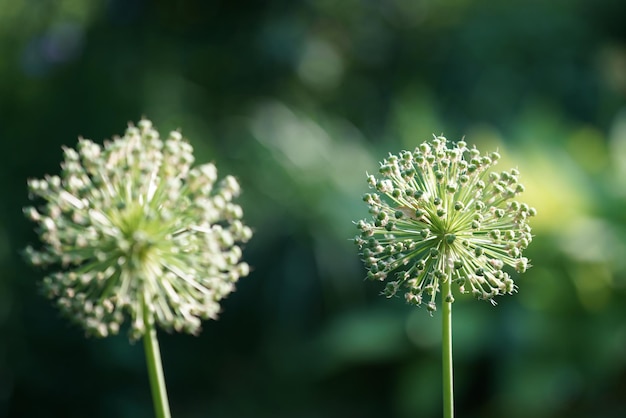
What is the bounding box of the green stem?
[142,303,172,418]
[442,277,454,418]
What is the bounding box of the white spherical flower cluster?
[354,136,535,313]
[24,119,253,339]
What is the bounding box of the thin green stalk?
[442,277,454,418]
[143,303,172,418]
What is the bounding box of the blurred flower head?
[354,136,535,313]
[24,119,252,339]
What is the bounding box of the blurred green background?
[1,0,626,417]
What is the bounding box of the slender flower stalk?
[441,276,453,418]
[24,119,252,417]
[354,136,535,417]
[143,299,171,418]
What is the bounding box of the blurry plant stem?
[143,299,172,418]
[442,277,454,418]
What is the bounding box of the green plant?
[354,136,535,418]
[24,119,252,418]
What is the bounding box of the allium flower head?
[354,136,535,313]
[24,119,252,339]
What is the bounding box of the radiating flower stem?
[442,276,454,418]
[24,119,253,339]
[24,119,254,417]
[354,137,535,418]
[143,299,172,418]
